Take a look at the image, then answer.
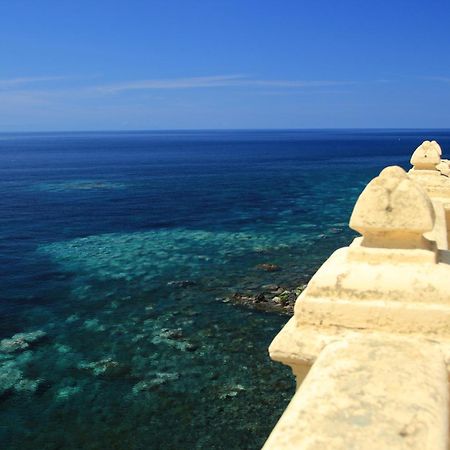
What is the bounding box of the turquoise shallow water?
[1,130,449,449]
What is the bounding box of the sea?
[0,129,448,449]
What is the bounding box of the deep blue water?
[0,129,449,449]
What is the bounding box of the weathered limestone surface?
[437,161,450,177]
[264,140,450,449]
[263,336,448,450]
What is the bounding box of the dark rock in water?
[0,387,14,402]
[254,293,265,303]
[184,342,199,352]
[208,371,220,381]
[256,263,280,272]
[160,328,184,340]
[295,284,308,295]
[278,290,296,304]
[225,284,307,315]
[167,280,197,288]
[35,379,52,397]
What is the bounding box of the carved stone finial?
[410,141,441,170]
[430,140,442,156]
[349,166,435,249]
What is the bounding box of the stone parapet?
[263,336,448,450]
[264,140,450,449]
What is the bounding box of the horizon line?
[1,127,450,134]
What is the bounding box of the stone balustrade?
[263,141,450,450]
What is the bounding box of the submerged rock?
[167,280,197,288]
[83,318,106,332]
[219,384,246,400]
[0,363,22,397]
[55,385,82,401]
[152,329,199,353]
[15,378,41,394]
[0,330,47,354]
[0,360,41,398]
[0,338,28,354]
[256,263,281,272]
[65,314,80,324]
[78,358,129,378]
[132,372,180,394]
[39,228,301,292]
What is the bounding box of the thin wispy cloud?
[0,74,361,98]
[94,75,353,94]
[0,74,372,111]
[0,76,68,89]
[241,79,353,88]
[255,89,354,96]
[95,75,246,93]
[423,76,450,83]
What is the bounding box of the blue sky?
[1,0,449,131]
